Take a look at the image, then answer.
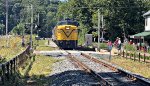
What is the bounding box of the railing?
[121,50,150,63]
[0,46,31,85]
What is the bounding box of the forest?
[0,0,150,41]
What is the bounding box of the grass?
[1,35,60,85]
[37,40,47,45]
[28,55,61,76]
[0,36,28,63]
[16,38,61,85]
[35,39,57,51]
[103,56,150,78]
[36,46,56,51]
[92,42,108,49]
[17,55,62,85]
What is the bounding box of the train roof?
[57,19,79,26]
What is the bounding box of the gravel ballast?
[48,57,100,86]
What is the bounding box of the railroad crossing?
[1,0,150,85]
[0,38,150,86]
[35,41,150,85]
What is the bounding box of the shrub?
[124,43,136,51]
[99,43,107,49]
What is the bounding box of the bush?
[99,43,107,49]
[124,43,136,51]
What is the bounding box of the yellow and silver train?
[52,19,79,49]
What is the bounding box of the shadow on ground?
[62,46,95,51]
[3,70,99,86]
[48,70,99,86]
[97,72,149,86]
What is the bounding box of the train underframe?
[56,40,78,49]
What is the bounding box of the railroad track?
[66,51,150,86]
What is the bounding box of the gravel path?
[50,57,80,75]
[48,57,100,86]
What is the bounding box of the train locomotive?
[52,19,79,49]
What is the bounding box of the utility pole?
[37,13,40,36]
[123,26,127,43]
[6,0,8,47]
[38,13,39,26]
[30,4,33,50]
[101,15,104,43]
[98,9,100,51]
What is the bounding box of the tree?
[0,0,150,40]
[12,23,24,35]
[0,24,5,35]
[104,0,148,41]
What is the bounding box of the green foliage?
[104,0,148,41]
[0,0,150,39]
[92,31,98,38]
[12,23,25,35]
[99,43,107,49]
[0,24,5,34]
[124,43,137,51]
[78,34,84,45]
[0,0,60,37]
[57,0,150,41]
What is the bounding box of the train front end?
[54,20,79,49]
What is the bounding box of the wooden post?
[13,58,16,82]
[139,52,140,62]
[130,53,131,59]
[16,55,19,67]
[0,65,2,84]
[126,50,127,59]
[6,62,9,80]
[2,64,5,85]
[14,58,16,73]
[98,9,100,51]
[123,50,124,57]
[134,52,136,61]
[10,60,13,75]
[18,55,21,66]
[144,53,146,62]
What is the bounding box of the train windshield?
[57,20,79,26]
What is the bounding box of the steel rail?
[81,53,150,86]
[67,53,112,86]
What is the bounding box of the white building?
[129,10,150,47]
[144,10,150,31]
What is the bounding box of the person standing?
[107,40,112,52]
[107,40,112,61]
[114,37,119,48]
[118,38,121,55]
[129,40,133,45]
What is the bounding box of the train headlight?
[66,27,70,30]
